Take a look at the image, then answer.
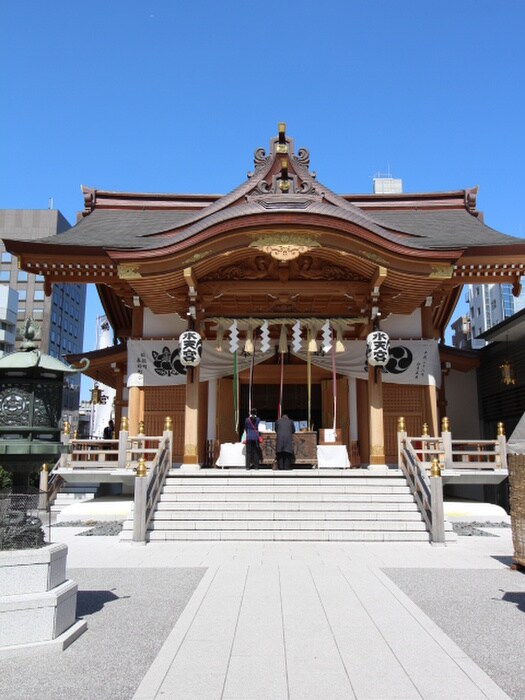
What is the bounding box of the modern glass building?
[0,210,86,424]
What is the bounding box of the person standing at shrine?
[275,413,295,470]
[244,408,261,470]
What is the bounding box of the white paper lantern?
[179,330,203,367]
[366,330,390,367]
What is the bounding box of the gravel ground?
[52,520,124,536]
[384,565,525,700]
[0,567,206,700]
[451,521,511,537]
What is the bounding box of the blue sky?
[1,1,524,397]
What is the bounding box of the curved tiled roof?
[23,198,522,253]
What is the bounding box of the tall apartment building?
[0,210,87,422]
[455,282,525,349]
[0,286,17,355]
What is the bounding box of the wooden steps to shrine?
[120,470,457,543]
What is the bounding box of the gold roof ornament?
[250,233,320,261]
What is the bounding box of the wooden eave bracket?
[184,267,198,299]
[370,266,387,300]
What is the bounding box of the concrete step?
[129,472,456,544]
[120,530,432,542]
[158,492,416,503]
[155,501,419,512]
[148,510,424,522]
[147,519,427,531]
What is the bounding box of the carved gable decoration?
[293,256,367,281]
[201,256,278,281]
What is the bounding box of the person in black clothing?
[244,408,261,470]
[275,414,295,470]
[103,419,114,440]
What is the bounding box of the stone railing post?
[441,416,453,470]
[164,416,173,465]
[497,422,507,471]
[60,420,71,468]
[132,455,148,543]
[118,416,129,468]
[397,416,406,467]
[430,457,445,545]
[39,463,49,510]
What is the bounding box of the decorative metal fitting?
[279,158,290,191]
[63,420,71,436]
[136,455,147,477]
[497,421,505,436]
[276,122,288,153]
[164,416,173,431]
[138,420,145,435]
[41,463,49,472]
[430,457,442,478]
[121,416,129,432]
[422,423,429,436]
[397,416,406,432]
[441,417,450,433]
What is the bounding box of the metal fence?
[0,489,49,550]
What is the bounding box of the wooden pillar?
[114,368,125,433]
[368,364,386,466]
[127,372,144,436]
[183,365,200,466]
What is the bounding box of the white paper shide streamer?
[260,320,270,353]
[322,320,332,354]
[292,321,302,353]
[229,320,239,353]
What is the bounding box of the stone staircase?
[120,470,457,542]
[50,483,99,515]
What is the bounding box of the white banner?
[294,339,441,387]
[128,339,441,387]
[127,340,274,385]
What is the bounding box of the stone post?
[441,416,453,470]
[60,420,71,468]
[118,416,129,469]
[429,457,445,545]
[132,455,148,543]
[497,422,507,471]
[397,416,406,467]
[39,463,49,510]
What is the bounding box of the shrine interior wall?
[381,309,422,339]
[143,309,187,338]
[445,368,481,439]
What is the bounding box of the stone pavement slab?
[132,560,511,699]
[42,527,518,699]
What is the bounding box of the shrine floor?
[2,526,522,699]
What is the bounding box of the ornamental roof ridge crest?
[136,124,397,242]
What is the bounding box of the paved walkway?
[49,527,519,700]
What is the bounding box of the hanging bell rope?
[215,322,225,352]
[278,323,288,354]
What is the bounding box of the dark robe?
[275,415,295,469]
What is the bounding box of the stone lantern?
[0,319,88,491]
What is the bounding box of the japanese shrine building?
[4,124,525,468]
